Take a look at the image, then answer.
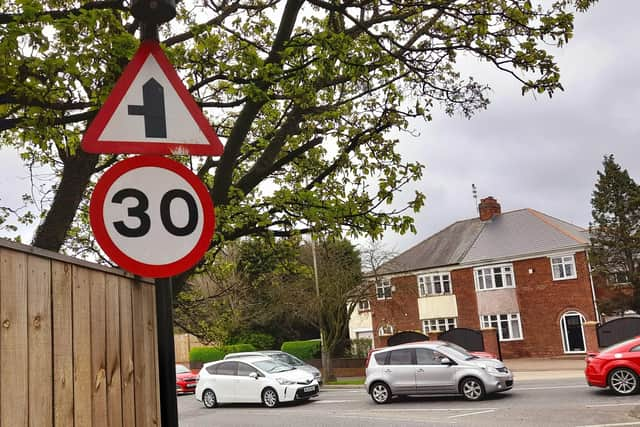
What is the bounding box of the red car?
[585,336,640,395]
[176,364,198,394]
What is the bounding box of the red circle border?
[89,155,215,278]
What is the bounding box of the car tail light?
[365,350,374,368]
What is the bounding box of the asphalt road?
[178,378,640,427]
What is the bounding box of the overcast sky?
[372,0,640,255]
[1,1,638,257]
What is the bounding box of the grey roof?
[380,208,589,274]
[380,219,484,274]
[461,209,589,264]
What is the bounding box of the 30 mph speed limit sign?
[90,156,215,278]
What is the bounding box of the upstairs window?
[358,300,370,311]
[418,273,452,297]
[551,255,577,280]
[422,318,457,333]
[378,324,394,336]
[475,264,515,291]
[376,279,392,300]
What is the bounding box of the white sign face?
[90,156,215,278]
[103,166,203,265]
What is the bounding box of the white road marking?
[586,403,640,408]
[517,384,585,391]
[367,408,497,412]
[575,422,640,427]
[448,409,496,419]
[312,399,357,404]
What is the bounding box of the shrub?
[189,346,225,363]
[281,339,321,360]
[228,332,275,350]
[346,338,372,358]
[189,343,256,363]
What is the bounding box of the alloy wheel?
[262,389,279,408]
[371,383,391,404]
[609,368,638,395]
[203,390,216,408]
[461,378,485,401]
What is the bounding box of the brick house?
[350,197,600,358]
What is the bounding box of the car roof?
[224,351,268,358]
[222,355,272,363]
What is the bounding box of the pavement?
[326,356,587,388]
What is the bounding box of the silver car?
[365,341,513,403]
[224,350,323,385]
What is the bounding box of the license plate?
[187,383,196,388]
[303,386,315,393]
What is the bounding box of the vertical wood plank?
[105,274,122,427]
[0,248,28,427]
[27,255,53,427]
[132,281,146,427]
[73,266,92,427]
[90,271,107,427]
[52,261,74,427]
[119,277,135,427]
[150,284,161,426]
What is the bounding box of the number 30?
[112,188,198,237]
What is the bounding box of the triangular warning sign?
[82,40,224,156]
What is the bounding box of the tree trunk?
[31,150,98,252]
[321,338,335,382]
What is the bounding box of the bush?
[346,338,372,358]
[281,339,321,360]
[189,343,256,363]
[227,332,275,351]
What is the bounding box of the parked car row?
[184,336,640,409]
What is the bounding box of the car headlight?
[276,378,296,385]
[485,366,500,375]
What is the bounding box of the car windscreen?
[438,342,477,361]
[175,364,190,374]
[270,353,304,366]
[253,359,295,373]
[602,337,640,354]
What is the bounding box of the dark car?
[176,364,198,394]
[585,336,640,395]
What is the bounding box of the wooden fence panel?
[106,274,123,427]
[0,249,28,427]
[0,241,160,427]
[52,261,74,427]
[27,255,53,427]
[119,276,136,427]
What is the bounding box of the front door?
[414,348,457,393]
[561,312,586,353]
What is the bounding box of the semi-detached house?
[349,197,599,358]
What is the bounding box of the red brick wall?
[370,275,421,348]
[450,269,480,329]
[504,251,597,358]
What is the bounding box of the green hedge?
[227,332,275,350]
[189,343,256,363]
[280,340,321,361]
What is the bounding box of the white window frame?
[422,318,457,333]
[378,324,394,336]
[480,313,523,341]
[560,311,586,354]
[357,300,370,312]
[474,264,516,291]
[550,255,577,280]
[417,273,452,297]
[376,279,392,300]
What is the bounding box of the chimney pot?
[479,196,501,221]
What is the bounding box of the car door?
[385,348,417,394]
[211,361,238,402]
[235,362,264,403]
[414,348,457,393]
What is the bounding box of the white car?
[195,356,319,408]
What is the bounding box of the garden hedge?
[280,339,321,361]
[189,343,256,363]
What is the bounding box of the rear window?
[374,352,388,365]
[389,349,414,365]
[208,361,237,376]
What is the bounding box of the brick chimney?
[478,196,501,221]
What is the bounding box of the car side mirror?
[440,357,453,365]
[249,372,258,380]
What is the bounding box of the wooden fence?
[0,239,160,427]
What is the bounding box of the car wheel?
[202,389,217,409]
[370,382,392,404]
[460,377,486,401]
[262,388,279,408]
[608,368,639,395]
